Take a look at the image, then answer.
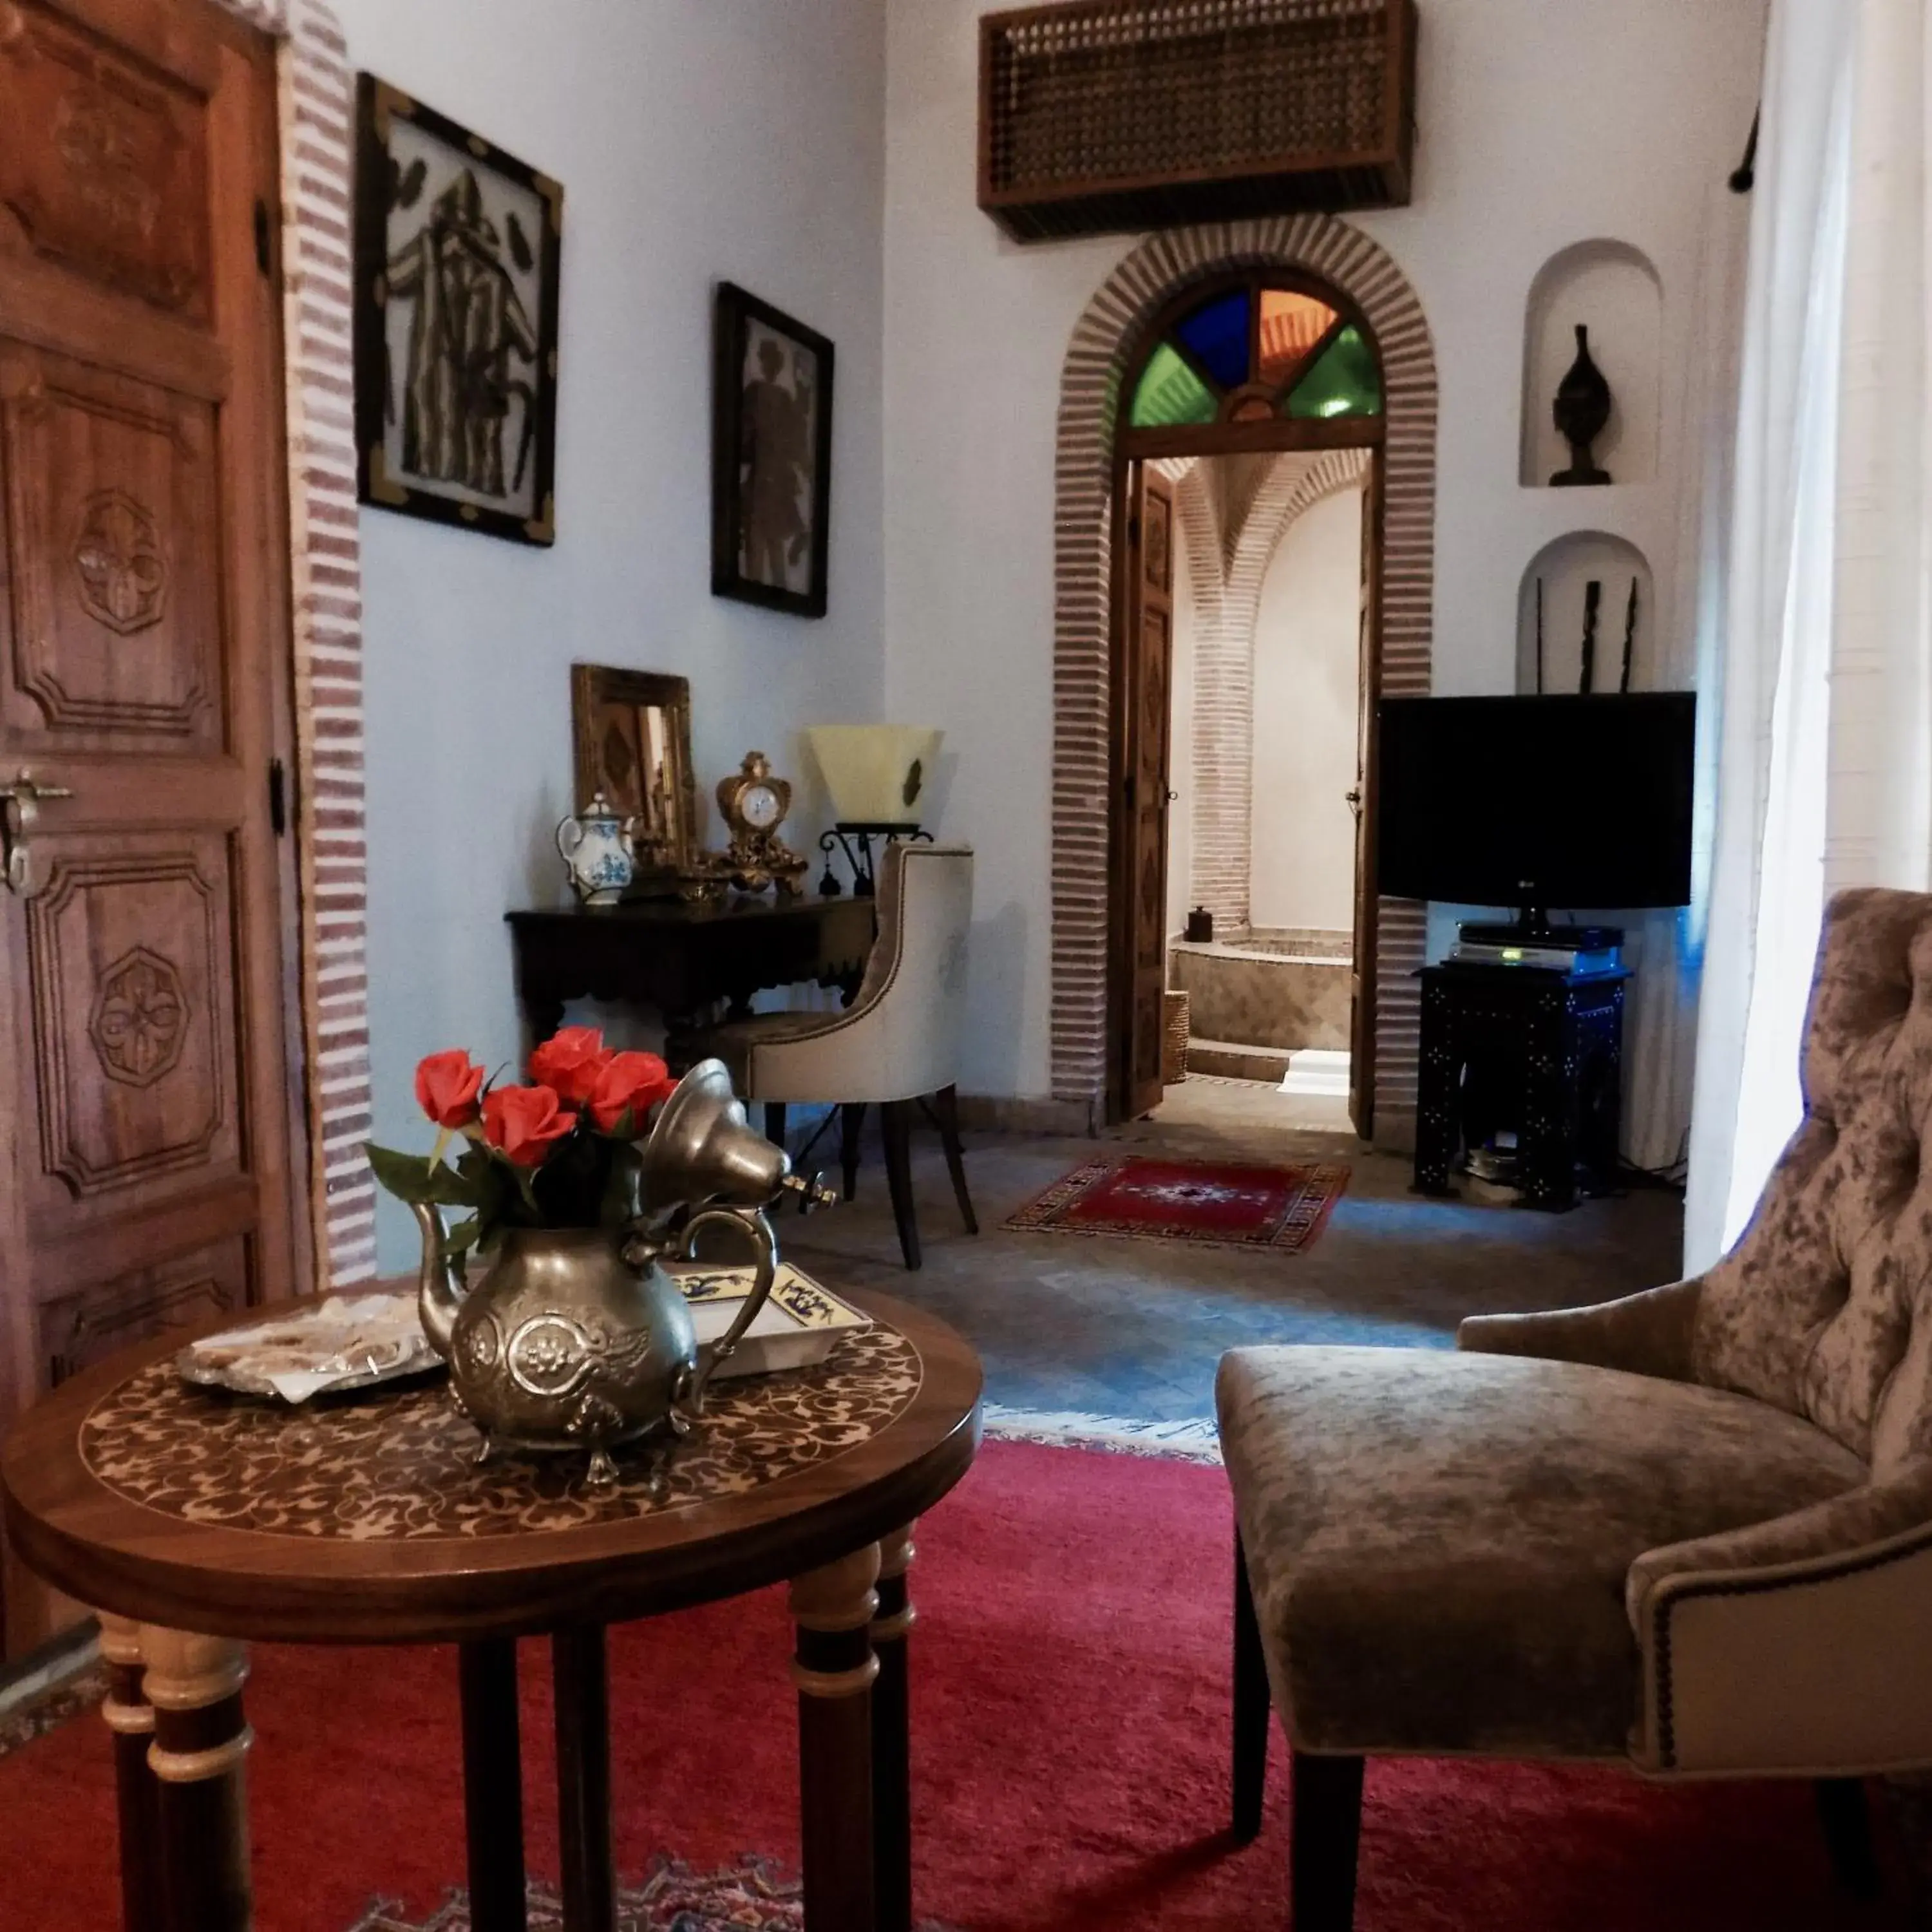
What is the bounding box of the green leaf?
[442,1214,480,1256]
[365,1141,473,1207]
[598,1140,642,1227]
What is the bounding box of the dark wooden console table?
[506,895,876,1047]
[1414,961,1631,1211]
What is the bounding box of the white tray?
[669,1261,872,1379]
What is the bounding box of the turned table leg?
[871,1524,918,1932]
[98,1613,164,1932]
[791,1544,881,1932]
[139,1625,252,1932]
[459,1640,528,1932]
[553,1624,616,1932]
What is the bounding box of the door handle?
[1344,786,1363,821]
[1,773,74,896]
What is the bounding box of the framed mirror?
[569,665,701,894]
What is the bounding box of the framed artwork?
[354,75,562,545]
[711,281,835,618]
[569,665,701,894]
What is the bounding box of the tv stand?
[1415,957,1631,1211]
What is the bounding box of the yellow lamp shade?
[805,725,943,826]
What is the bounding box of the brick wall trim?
[215,0,376,1285]
[1050,220,1437,1142]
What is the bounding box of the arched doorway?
[1049,216,1438,1147]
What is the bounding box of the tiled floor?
[781,1077,1686,1425]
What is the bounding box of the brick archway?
[1050,218,1437,1145]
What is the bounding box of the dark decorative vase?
[1550,323,1613,487]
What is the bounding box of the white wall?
[884,0,1768,1099]
[1251,487,1362,934]
[336,0,887,1270]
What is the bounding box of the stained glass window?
[1283,324,1381,419]
[1173,289,1251,390]
[1126,279,1379,431]
[1258,290,1338,385]
[1130,341,1217,428]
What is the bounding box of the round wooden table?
[0,1286,980,1932]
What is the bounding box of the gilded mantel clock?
[716,752,810,896]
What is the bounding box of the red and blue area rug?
[0,1436,1913,1930]
[1005,1154,1349,1253]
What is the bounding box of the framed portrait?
[354,75,562,545]
[711,282,835,618]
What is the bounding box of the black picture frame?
[711,281,835,618]
[354,74,562,545]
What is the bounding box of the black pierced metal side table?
[1414,963,1631,1211]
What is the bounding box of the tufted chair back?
[1694,888,1932,1477]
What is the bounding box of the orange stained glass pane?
[1258,290,1340,386]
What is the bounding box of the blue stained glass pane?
[1173,290,1252,390]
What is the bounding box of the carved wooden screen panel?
[0,0,294,1657]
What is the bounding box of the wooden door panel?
[0,0,296,1660]
[1112,462,1176,1121]
[37,1233,243,1388]
[1,342,223,748]
[0,0,213,319]
[19,828,241,1218]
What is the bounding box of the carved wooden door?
[1114,462,1176,1121]
[1349,457,1384,1140]
[0,0,299,1656]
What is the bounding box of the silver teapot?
[412,1059,832,1484]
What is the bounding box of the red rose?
[413,1049,485,1129]
[587,1052,676,1134]
[528,1025,609,1104]
[481,1084,577,1168]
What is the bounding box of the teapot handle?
[555,815,585,862]
[681,1206,778,1410]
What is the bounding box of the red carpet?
[0,1439,1909,1931]
[1005,1156,1348,1253]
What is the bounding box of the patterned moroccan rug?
[1004,1154,1348,1253]
[346,1857,812,1931]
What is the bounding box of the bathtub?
[1168,930,1352,1052]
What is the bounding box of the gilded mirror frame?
[569,665,701,894]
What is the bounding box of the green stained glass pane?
[1283,324,1382,419]
[1130,341,1217,428]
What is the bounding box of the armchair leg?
[764,1102,788,1151]
[880,1100,922,1271]
[840,1103,866,1203]
[1233,1531,1269,1842]
[1816,1777,1882,1899]
[1291,1752,1363,1932]
[931,1085,979,1235]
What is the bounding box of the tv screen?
[1376,693,1696,911]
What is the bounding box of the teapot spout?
[412,1202,462,1358]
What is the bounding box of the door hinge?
[254,198,274,278]
[269,757,290,837]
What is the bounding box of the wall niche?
[1516,533,1654,697]
[1519,241,1662,489]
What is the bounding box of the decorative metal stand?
[817,824,934,898]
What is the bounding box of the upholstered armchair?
[703,840,977,1270]
[1218,887,1932,1926]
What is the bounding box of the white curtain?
[1685,0,1932,1269]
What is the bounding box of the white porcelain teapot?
[556,792,639,905]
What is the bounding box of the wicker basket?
[1162,989,1191,1086]
[980,0,1417,241]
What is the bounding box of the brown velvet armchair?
[1217,888,1932,1927]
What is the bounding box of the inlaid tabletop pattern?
[79,1327,923,1540]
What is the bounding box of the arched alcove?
[1519,241,1663,489]
[1516,533,1655,695]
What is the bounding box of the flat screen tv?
[1376,693,1696,918]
